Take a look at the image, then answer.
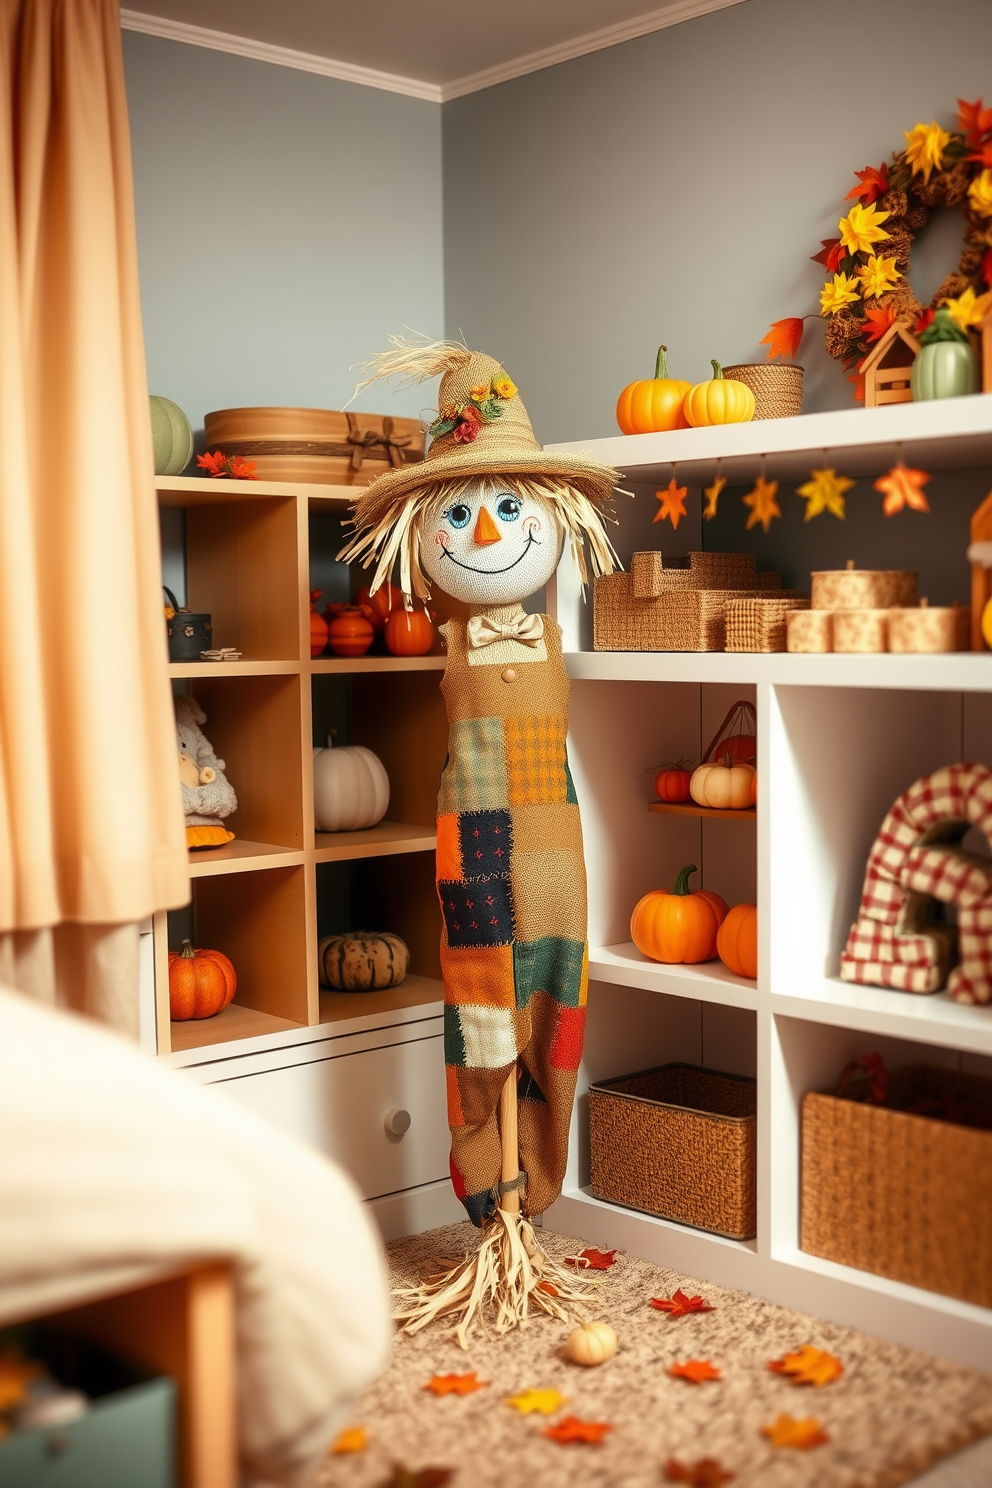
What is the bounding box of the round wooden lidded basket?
[722,364,803,420]
[203,406,426,486]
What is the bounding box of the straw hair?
[339,335,622,598]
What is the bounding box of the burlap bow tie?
[466,612,545,649]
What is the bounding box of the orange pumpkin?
[356,582,404,632]
[654,764,691,803]
[309,589,328,658]
[616,346,691,434]
[717,903,758,980]
[630,864,728,964]
[750,772,757,806]
[168,939,237,1020]
[385,607,434,656]
[326,605,374,657]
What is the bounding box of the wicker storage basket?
[594,552,800,651]
[725,595,810,652]
[203,406,425,486]
[589,1063,757,1239]
[722,363,803,419]
[801,1064,992,1307]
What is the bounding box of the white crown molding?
[121,0,747,105]
[119,10,443,103]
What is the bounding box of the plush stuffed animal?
[174,695,237,848]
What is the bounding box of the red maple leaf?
[983,250,992,288]
[196,450,230,477]
[957,97,992,146]
[811,238,846,273]
[225,454,258,480]
[759,317,804,361]
[967,142,992,167]
[847,369,866,403]
[423,1372,489,1397]
[650,1288,715,1318]
[665,1458,735,1487]
[566,1247,617,1271]
[542,1415,612,1445]
[844,163,889,204]
[915,307,935,336]
[862,304,897,344]
[669,1359,721,1384]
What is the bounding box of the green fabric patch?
[565,753,579,806]
[513,936,586,1010]
[444,1004,467,1067]
[438,716,509,813]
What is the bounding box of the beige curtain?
[0,0,189,1026]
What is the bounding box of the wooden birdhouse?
[969,486,992,650]
[861,319,920,407]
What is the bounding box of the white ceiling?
[122,0,745,102]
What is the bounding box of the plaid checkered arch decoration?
[840,763,992,1003]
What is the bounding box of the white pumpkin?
[690,754,755,810]
[313,735,389,831]
[565,1321,617,1367]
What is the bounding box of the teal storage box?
[0,1330,176,1488]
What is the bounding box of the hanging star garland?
[742,476,781,533]
[654,477,689,530]
[703,475,726,521]
[874,462,931,516]
[796,466,854,522]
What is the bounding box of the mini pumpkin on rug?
[340,337,621,1344]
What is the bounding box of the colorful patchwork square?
[513,936,587,1009]
[445,1064,466,1127]
[439,877,514,948]
[459,809,513,878]
[549,1003,586,1071]
[504,716,568,807]
[441,942,515,1008]
[437,716,509,813]
[435,813,463,881]
[450,1063,512,1126]
[450,1003,518,1070]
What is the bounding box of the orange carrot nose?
[473,505,502,545]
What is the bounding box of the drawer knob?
[384,1107,412,1136]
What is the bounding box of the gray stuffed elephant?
[175,695,237,847]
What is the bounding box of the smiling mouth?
[440,533,539,574]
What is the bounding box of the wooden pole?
[498,1063,520,1215]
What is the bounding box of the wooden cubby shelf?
[314,822,437,862]
[318,974,444,1028]
[311,656,445,674]
[648,801,755,821]
[170,1003,303,1054]
[588,943,757,1010]
[169,660,301,678]
[188,842,305,878]
[771,980,992,1058]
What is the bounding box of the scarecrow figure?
[341,338,620,1344]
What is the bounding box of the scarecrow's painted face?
[420,480,564,605]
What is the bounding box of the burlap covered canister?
[787,610,832,653]
[888,603,971,653]
[722,363,803,420]
[811,563,917,610]
[832,609,890,653]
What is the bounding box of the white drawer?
[209,1033,450,1200]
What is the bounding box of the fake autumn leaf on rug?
[330,1426,368,1454]
[654,479,689,530]
[542,1414,613,1445]
[565,1247,617,1270]
[796,467,854,522]
[768,1345,843,1387]
[874,462,931,516]
[743,476,781,533]
[664,1457,735,1486]
[505,1387,568,1415]
[669,1359,722,1384]
[762,1413,830,1449]
[423,1371,489,1396]
[651,1288,716,1319]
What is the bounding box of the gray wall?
[443,0,992,444]
[123,32,444,431]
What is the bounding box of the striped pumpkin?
[318,931,409,991]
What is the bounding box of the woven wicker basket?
[725,596,811,652]
[801,1064,992,1307]
[722,363,803,420]
[589,1063,757,1239]
[595,551,798,651]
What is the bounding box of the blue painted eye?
[497,496,521,522]
[445,503,471,529]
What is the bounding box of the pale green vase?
[150,395,193,475]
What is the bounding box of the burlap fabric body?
[436,615,586,1225]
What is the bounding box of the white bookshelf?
[544,405,992,1372]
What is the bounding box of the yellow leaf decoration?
[857,255,901,299]
[796,467,854,522]
[505,1387,569,1416]
[703,475,726,522]
[330,1426,369,1455]
[837,202,890,256]
[944,285,992,331]
[820,272,861,317]
[968,168,992,218]
[904,120,952,183]
[654,478,689,530]
[743,476,781,533]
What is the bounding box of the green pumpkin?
[318,931,409,991]
[911,308,979,401]
[150,395,194,475]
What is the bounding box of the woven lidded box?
[589,1063,756,1239]
[810,563,917,610]
[801,1064,992,1307]
[204,406,425,486]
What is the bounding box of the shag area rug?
[318,1223,992,1488]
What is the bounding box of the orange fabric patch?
[435,813,463,882]
[445,1063,466,1127]
[441,942,515,1008]
[504,716,568,807]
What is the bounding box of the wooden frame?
[861,319,920,407]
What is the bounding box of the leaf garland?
[742,476,781,533]
[703,475,726,521]
[654,478,689,530]
[796,467,854,522]
[874,462,931,516]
